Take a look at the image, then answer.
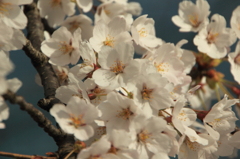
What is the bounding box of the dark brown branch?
[23,2,76,159]
[0,151,57,159]
[3,90,63,140]
[3,90,76,159]
[23,2,61,111]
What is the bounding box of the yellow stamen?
[207,32,219,44]
[138,130,151,143]
[69,114,85,128]
[59,40,75,55]
[116,107,133,120]
[110,60,125,74]
[0,2,12,16]
[188,14,200,27]
[103,35,115,47]
[138,28,148,37]
[141,84,154,100]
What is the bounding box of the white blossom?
[50,96,98,141]
[228,41,240,84]
[89,16,132,52]
[230,6,240,39]
[194,14,237,59]
[172,0,210,32]
[41,27,81,66]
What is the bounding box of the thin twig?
[0,151,56,159]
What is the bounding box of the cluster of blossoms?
[0,0,34,128]
[1,0,240,159]
[37,0,240,159]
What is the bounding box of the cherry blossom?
[50,96,98,141]
[0,0,33,29]
[131,15,160,50]
[203,95,239,140]
[61,14,93,40]
[194,14,237,59]
[228,41,240,84]
[231,6,240,39]
[92,43,139,89]
[98,91,144,131]
[37,0,75,27]
[89,16,132,52]
[172,0,210,32]
[41,27,82,66]
[129,116,173,159]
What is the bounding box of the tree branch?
[3,90,76,159]
[0,151,56,159]
[23,2,60,111]
[23,2,76,159]
[3,90,63,139]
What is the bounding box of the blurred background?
[1,0,240,158]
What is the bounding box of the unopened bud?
[232,87,240,96]
[88,93,97,100]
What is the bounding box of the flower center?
[104,9,111,15]
[108,145,119,154]
[188,14,200,27]
[207,118,223,129]
[69,114,85,128]
[69,21,81,32]
[55,70,68,85]
[206,32,219,44]
[138,130,151,143]
[103,35,115,47]
[138,28,148,37]
[154,62,170,73]
[59,40,74,55]
[116,107,133,120]
[177,109,187,122]
[185,137,200,152]
[110,60,125,74]
[141,84,154,100]
[0,2,12,16]
[51,0,61,7]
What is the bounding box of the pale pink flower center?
[138,28,148,37]
[177,110,187,122]
[138,130,151,143]
[207,32,219,44]
[103,35,115,47]
[59,40,75,55]
[116,107,133,120]
[69,114,85,128]
[154,62,170,73]
[108,145,119,154]
[185,137,200,152]
[0,2,12,16]
[188,14,200,27]
[110,60,125,74]
[55,69,68,85]
[69,21,81,32]
[141,84,154,100]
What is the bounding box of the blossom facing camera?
[50,96,99,141]
[41,27,82,66]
